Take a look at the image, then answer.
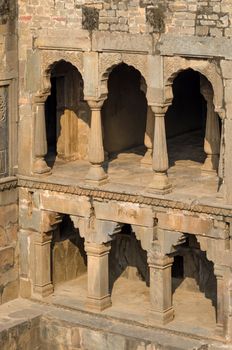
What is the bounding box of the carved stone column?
[33,96,51,174]
[227,278,232,340]
[201,82,220,173]
[86,99,108,186]
[218,118,225,195]
[149,104,171,193]
[33,231,53,298]
[85,242,112,311]
[141,106,154,167]
[214,265,225,336]
[148,248,174,324]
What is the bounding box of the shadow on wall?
[102,63,147,156]
[109,224,149,293]
[172,234,217,309]
[51,215,87,286]
[166,69,207,166]
[45,60,90,168]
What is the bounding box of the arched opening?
[166,69,221,174]
[108,224,150,320]
[45,60,90,167]
[166,69,207,165]
[172,234,217,332]
[102,63,147,158]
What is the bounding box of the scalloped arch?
[38,50,83,97]
[164,57,224,118]
[99,53,148,100]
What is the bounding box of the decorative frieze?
[18,177,232,218]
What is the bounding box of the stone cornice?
[17,177,232,218]
[0,176,17,191]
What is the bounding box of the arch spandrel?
[163,57,224,118]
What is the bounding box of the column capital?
[85,241,111,257]
[87,99,105,110]
[214,264,226,278]
[33,94,49,104]
[148,245,174,268]
[149,103,170,116]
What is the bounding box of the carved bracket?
[70,215,120,244]
[157,229,186,255]
[132,225,156,251]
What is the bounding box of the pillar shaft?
[228,279,232,340]
[33,100,51,174]
[149,253,174,324]
[86,100,108,185]
[33,232,53,298]
[201,82,220,173]
[141,106,154,167]
[85,242,112,311]
[214,265,225,336]
[149,105,171,193]
[218,118,225,195]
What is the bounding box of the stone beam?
[39,192,91,218]
[94,201,154,227]
[156,212,228,238]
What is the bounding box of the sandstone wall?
[18,0,232,37]
[0,315,40,350]
[0,188,18,304]
[0,0,19,305]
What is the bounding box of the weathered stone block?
[40,192,91,217]
[0,246,14,272]
[94,201,154,227]
[2,280,18,303]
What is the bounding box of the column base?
[85,164,108,186]
[149,307,174,325]
[215,323,224,337]
[33,158,51,175]
[201,155,219,174]
[148,172,172,194]
[33,283,54,298]
[141,150,152,168]
[86,295,112,311]
[20,277,32,299]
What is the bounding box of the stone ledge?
[0,298,229,349]
[17,176,232,218]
